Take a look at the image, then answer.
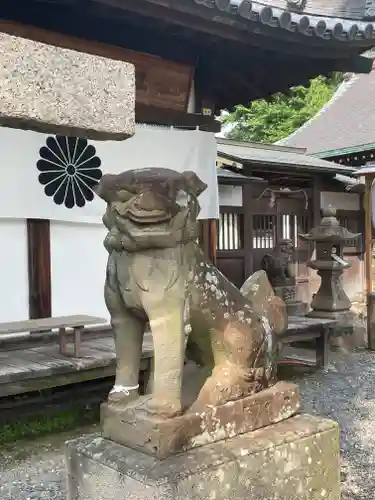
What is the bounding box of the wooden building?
[0,0,374,322]
[216,139,364,305]
[2,0,375,114]
[278,54,375,312]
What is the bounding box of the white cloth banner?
[0,124,219,222]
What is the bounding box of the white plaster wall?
[320,191,360,211]
[50,221,109,320]
[0,219,29,322]
[219,185,243,207]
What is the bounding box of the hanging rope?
[256,187,309,210]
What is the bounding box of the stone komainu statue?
[261,238,295,288]
[95,168,287,419]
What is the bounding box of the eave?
[2,0,374,111]
[314,143,375,158]
[123,0,375,60]
[192,0,375,47]
[218,151,358,175]
[217,166,266,185]
[216,138,359,175]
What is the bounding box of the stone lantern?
[299,205,361,320]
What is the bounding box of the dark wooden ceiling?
[0,0,369,110]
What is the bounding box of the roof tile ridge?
[194,0,375,41]
[276,74,360,146]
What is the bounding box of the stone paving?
[1,348,375,499]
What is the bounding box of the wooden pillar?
[364,177,375,349]
[309,176,322,278]
[209,219,217,265]
[243,183,254,278]
[199,219,217,264]
[194,94,218,265]
[27,219,51,319]
[312,176,321,226]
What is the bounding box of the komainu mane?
[96,167,287,419]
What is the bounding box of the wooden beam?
[27,219,51,319]
[135,103,221,132]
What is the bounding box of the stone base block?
[286,301,308,316]
[66,414,340,500]
[101,381,300,459]
[0,33,135,140]
[307,309,354,322]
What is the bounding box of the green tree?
[222,74,342,143]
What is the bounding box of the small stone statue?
[261,239,307,315]
[261,238,295,289]
[95,168,297,458]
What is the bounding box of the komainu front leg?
[105,282,145,407]
[142,296,186,418]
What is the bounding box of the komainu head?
[95,167,207,252]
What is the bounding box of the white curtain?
[0,124,218,222]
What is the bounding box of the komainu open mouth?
[125,207,173,225]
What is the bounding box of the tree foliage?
[222,74,343,144]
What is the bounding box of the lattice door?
[252,211,312,278]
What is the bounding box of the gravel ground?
[1,348,375,499]
[297,348,375,500]
[0,425,100,500]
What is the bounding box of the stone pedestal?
[308,268,352,315]
[307,308,355,322]
[101,382,300,460]
[66,414,340,500]
[274,285,307,316]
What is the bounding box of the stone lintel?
[0,32,135,140]
[66,414,340,500]
[101,381,300,459]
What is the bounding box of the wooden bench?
[0,315,108,358]
[280,316,337,368]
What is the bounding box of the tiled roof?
[278,69,375,156]
[193,0,375,43]
[217,139,358,174]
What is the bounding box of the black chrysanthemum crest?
[37,136,103,209]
